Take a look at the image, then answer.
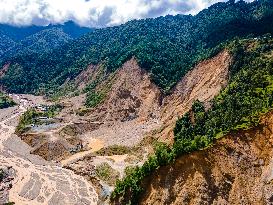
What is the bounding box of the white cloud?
[0,0,253,27]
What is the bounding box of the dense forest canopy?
[0,21,93,59]
[1,0,273,94]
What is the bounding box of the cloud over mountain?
[0,0,253,27]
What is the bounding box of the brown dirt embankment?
[68,50,231,147]
[77,57,162,147]
[158,51,232,143]
[140,110,273,205]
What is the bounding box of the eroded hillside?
[65,50,232,148]
[140,110,273,205]
[111,37,273,205]
[1,2,273,204]
[74,58,162,147]
[12,49,232,204]
[159,50,231,142]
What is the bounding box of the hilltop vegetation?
[1,0,273,94]
[0,21,92,59]
[111,36,273,204]
[0,92,16,109]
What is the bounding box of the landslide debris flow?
[0,95,98,205]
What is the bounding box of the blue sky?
[0,0,253,27]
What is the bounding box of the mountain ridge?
[0,21,93,60]
[1,0,272,95]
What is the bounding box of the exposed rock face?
[139,111,273,205]
[74,51,232,147]
[81,58,162,147]
[159,50,232,142]
[11,50,232,204]
[74,64,105,90]
[91,58,162,123]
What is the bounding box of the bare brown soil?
[140,110,273,205]
[74,64,106,90]
[62,51,231,149]
[20,131,83,161]
[73,57,162,147]
[158,50,232,142]
[12,51,232,204]
[33,51,232,193]
[31,140,70,161]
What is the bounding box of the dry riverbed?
[0,95,98,205]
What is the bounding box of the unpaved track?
[61,138,104,166]
[0,99,98,204]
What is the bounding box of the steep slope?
[88,58,161,122]
[1,0,272,94]
[6,51,231,204]
[0,32,16,56]
[140,110,273,205]
[78,58,162,147]
[111,37,273,204]
[11,49,232,204]
[56,51,231,149]
[59,58,161,146]
[159,50,232,142]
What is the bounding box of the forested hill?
[1,0,273,94]
[0,21,92,41]
[0,21,92,59]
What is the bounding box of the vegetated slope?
[139,110,273,205]
[1,0,273,94]
[0,21,92,59]
[11,49,231,191]
[111,37,273,204]
[0,32,16,56]
[0,92,16,109]
[2,28,73,58]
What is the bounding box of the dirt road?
[0,96,98,205]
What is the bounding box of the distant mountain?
[0,24,45,41]
[1,0,272,94]
[2,28,73,59]
[47,21,93,39]
[0,21,93,58]
[0,21,92,41]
